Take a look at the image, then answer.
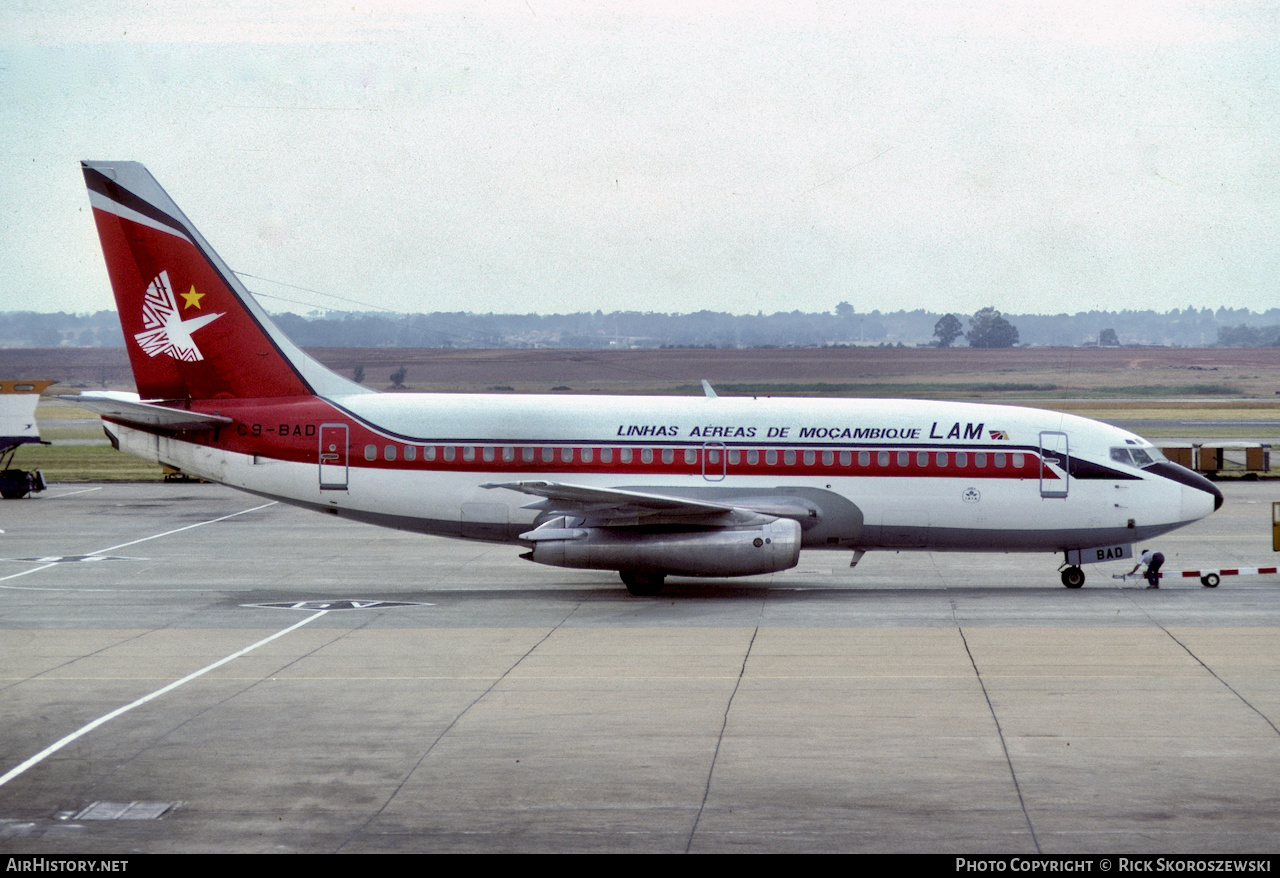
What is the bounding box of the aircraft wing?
[482,480,819,528]
[64,392,233,432]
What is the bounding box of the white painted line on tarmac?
[0,608,328,789]
[43,487,105,499]
[87,501,278,555]
[0,501,278,591]
[0,563,59,585]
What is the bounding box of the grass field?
[10,444,164,482]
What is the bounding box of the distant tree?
[352,364,365,384]
[1099,328,1120,346]
[966,307,1019,348]
[835,301,855,320]
[389,366,408,389]
[933,314,963,347]
[1217,324,1280,347]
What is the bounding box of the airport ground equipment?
[1113,566,1279,588]
[0,380,52,499]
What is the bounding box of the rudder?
[83,162,367,401]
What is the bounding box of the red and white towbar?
[1113,567,1279,588]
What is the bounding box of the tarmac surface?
[1,481,1278,853]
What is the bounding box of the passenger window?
[804,450,815,466]
[916,451,927,467]
[641,448,653,463]
[975,452,986,467]
[561,447,573,463]
[994,453,1006,468]
[384,445,396,461]
[502,447,514,462]
[581,447,593,463]
[522,447,534,463]
[897,451,908,467]
[823,450,834,466]
[748,450,759,465]
[482,446,495,462]
[685,448,697,464]
[861,451,871,467]
[444,447,456,462]
[766,450,777,465]
[542,447,554,463]
[707,449,720,464]
[621,448,632,463]
[404,446,417,462]
[784,450,796,465]
[955,452,966,467]
[463,446,475,461]
[877,451,888,467]
[1012,453,1024,468]
[662,448,674,464]
[727,450,739,465]
[601,448,613,463]
[425,446,437,461]
[937,452,947,467]
[839,451,850,467]
[364,444,377,461]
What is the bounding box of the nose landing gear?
[1060,565,1086,589]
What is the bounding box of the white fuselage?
[107,393,1217,557]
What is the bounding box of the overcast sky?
[2,1,1277,317]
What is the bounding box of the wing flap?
[483,480,737,515]
[483,480,821,528]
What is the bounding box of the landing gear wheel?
[1060,566,1085,589]
[620,570,666,596]
[1201,573,1220,588]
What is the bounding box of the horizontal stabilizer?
[64,392,233,432]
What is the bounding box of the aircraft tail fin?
[82,161,369,401]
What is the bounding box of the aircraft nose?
[1146,460,1222,518]
[1145,460,1221,517]
[1184,468,1223,511]
[1181,482,1218,523]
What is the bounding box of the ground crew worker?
[1129,549,1165,589]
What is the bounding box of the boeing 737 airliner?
[75,161,1222,594]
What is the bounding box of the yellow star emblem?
[181,285,205,309]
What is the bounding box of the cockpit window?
[1111,445,1161,468]
[1129,448,1155,467]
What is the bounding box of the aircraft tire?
[1060,566,1086,589]
[1201,573,1220,588]
[620,569,666,596]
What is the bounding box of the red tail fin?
[83,162,366,401]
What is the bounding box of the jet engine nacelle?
[521,517,802,577]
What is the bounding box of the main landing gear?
[620,569,666,596]
[1060,565,1086,589]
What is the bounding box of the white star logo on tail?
[134,271,223,362]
